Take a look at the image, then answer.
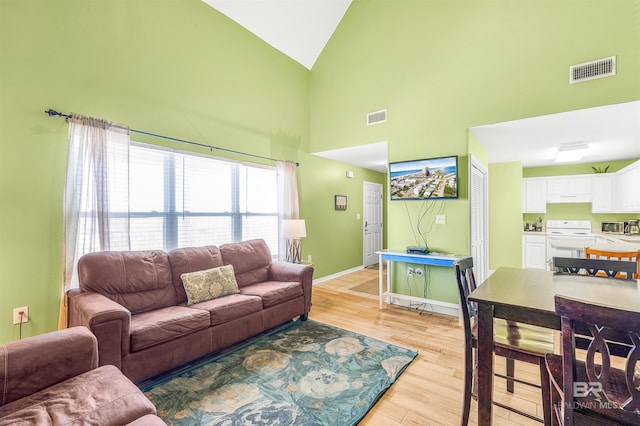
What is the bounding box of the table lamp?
[282,219,307,263]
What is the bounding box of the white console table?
[377,249,465,312]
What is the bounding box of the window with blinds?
[113,142,278,255]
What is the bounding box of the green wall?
[469,132,489,168]
[1,0,639,342]
[0,0,382,343]
[298,154,386,277]
[488,162,524,269]
[310,0,640,288]
[523,160,637,177]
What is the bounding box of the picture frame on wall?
[335,195,347,210]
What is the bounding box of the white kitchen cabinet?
[613,161,640,212]
[546,175,592,202]
[591,175,613,213]
[522,178,547,213]
[522,234,547,270]
[521,159,640,213]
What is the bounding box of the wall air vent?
[569,56,616,84]
[366,109,387,126]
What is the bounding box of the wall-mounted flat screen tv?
[389,155,458,201]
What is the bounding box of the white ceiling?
[313,141,389,173]
[202,0,352,70]
[471,100,640,168]
[201,2,640,172]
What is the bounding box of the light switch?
[356,213,361,220]
[436,215,446,224]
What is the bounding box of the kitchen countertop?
[523,230,640,251]
[591,230,640,243]
[547,240,640,251]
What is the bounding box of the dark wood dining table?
[468,266,640,426]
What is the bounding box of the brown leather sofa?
[67,239,314,383]
[0,326,164,425]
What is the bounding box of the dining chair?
[545,295,640,425]
[583,248,640,279]
[552,255,636,370]
[552,256,637,281]
[454,257,554,426]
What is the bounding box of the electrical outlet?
[415,268,424,276]
[13,306,29,325]
[407,267,414,277]
[436,215,446,225]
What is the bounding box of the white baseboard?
[312,265,364,285]
[385,294,460,317]
[312,265,460,318]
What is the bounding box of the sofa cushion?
[220,239,272,287]
[189,293,263,326]
[239,281,303,308]
[181,265,240,305]
[77,250,176,314]
[168,245,224,304]
[0,365,156,426]
[129,306,210,352]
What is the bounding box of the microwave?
[601,222,625,234]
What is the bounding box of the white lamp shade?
[282,219,307,239]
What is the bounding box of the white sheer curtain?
[276,160,300,260]
[58,114,130,328]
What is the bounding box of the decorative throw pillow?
[181,265,240,305]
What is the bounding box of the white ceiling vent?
[569,56,616,84]
[366,109,387,126]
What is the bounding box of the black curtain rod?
[44,109,299,167]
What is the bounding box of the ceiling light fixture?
[554,142,588,163]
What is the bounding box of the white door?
[470,156,488,282]
[363,181,383,267]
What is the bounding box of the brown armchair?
[0,327,163,425]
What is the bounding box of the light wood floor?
[308,265,544,426]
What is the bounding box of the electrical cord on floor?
[422,268,428,299]
[19,311,24,340]
[406,273,414,310]
[421,266,434,314]
[406,264,427,314]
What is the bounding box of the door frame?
[470,155,489,282]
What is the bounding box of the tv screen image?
[389,155,458,200]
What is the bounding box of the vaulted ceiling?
[202,0,352,70]
[201,1,640,172]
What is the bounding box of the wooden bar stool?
[454,257,554,425]
[552,256,637,280]
[545,295,640,425]
[583,248,640,279]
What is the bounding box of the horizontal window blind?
[98,142,278,255]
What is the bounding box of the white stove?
[546,220,593,236]
[545,220,595,269]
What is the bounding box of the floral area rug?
[140,319,417,425]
